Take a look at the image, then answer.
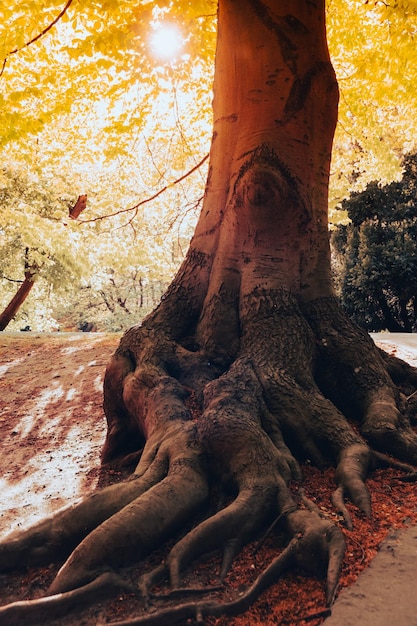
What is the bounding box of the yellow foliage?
[0,0,416,311]
[327,0,417,213]
[0,1,416,217]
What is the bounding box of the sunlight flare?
[150,24,183,59]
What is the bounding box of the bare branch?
[0,276,24,284]
[78,153,209,224]
[0,0,74,78]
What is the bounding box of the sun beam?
[150,24,183,60]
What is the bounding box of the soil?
[0,331,417,625]
[0,332,118,537]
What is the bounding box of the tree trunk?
[0,269,36,331]
[2,1,417,623]
[138,276,144,308]
[398,297,412,332]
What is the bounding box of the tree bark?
[1,1,417,623]
[0,268,36,331]
[68,194,87,219]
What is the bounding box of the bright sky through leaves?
[150,24,183,59]
[1,0,417,332]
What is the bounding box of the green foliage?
[332,153,417,331]
[0,1,214,330]
[0,162,190,331]
[0,167,90,287]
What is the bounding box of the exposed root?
[255,504,299,552]
[167,486,278,587]
[378,346,417,391]
[106,520,344,625]
[0,462,167,571]
[0,572,132,626]
[303,297,417,462]
[107,539,298,625]
[49,426,209,594]
[2,290,417,624]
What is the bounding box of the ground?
[1,332,417,625]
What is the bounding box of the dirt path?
[1,331,415,539]
[0,332,120,537]
[323,524,417,626]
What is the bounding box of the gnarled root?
[1,290,417,624]
[303,296,417,462]
[0,455,170,572]
[0,573,132,626]
[49,421,209,594]
[105,512,344,626]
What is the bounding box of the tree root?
[106,522,344,626]
[1,291,417,623]
[0,572,132,626]
[0,509,343,625]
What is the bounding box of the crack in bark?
[247,0,300,73]
[280,61,335,124]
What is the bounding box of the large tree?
[2,1,417,623]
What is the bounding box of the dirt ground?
[1,332,417,626]
[0,332,119,537]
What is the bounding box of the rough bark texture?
[1,1,417,624]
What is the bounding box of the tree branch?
[78,154,209,224]
[0,0,74,77]
[0,276,24,284]
[69,194,88,219]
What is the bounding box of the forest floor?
[0,331,417,625]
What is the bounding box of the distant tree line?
[332,153,417,332]
[54,271,169,332]
[0,166,183,332]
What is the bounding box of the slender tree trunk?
[138,277,144,308]
[0,269,36,331]
[398,297,412,332]
[413,295,417,330]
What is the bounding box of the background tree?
[332,153,417,332]
[0,167,92,329]
[0,120,205,330]
[0,0,213,330]
[55,268,170,332]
